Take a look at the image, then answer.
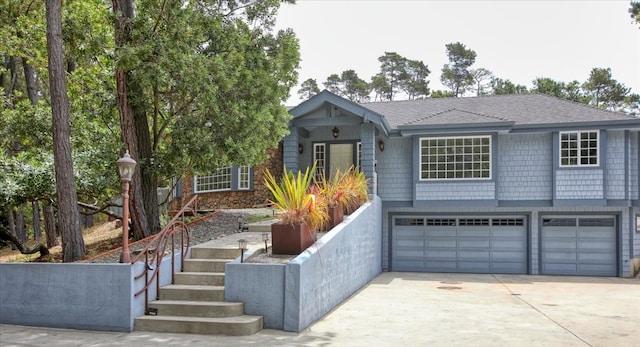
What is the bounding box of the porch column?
[360,122,377,195]
[283,127,299,172]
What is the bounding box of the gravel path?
[86,211,261,263]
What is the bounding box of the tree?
[323,74,342,95]
[45,0,85,261]
[370,73,392,101]
[582,67,630,109]
[376,52,409,101]
[440,42,477,97]
[298,78,320,100]
[631,1,640,27]
[531,77,566,98]
[471,68,493,96]
[430,90,454,98]
[401,59,430,100]
[490,77,528,95]
[340,70,370,102]
[111,0,300,238]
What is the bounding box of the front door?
[329,143,354,177]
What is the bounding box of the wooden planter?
[271,222,317,255]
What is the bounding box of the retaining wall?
[225,195,382,332]
[0,252,184,331]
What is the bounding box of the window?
[238,166,250,190]
[420,136,491,180]
[560,130,598,167]
[194,167,232,192]
[314,143,326,180]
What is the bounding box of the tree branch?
[0,225,49,257]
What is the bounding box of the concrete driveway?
[2,273,638,346]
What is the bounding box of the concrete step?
[190,247,242,260]
[135,315,263,336]
[183,258,229,273]
[174,272,225,286]
[159,284,224,301]
[148,300,244,318]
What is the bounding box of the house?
[283,90,640,277]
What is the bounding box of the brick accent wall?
[171,145,283,211]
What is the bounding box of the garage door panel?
[540,215,617,277]
[392,216,527,274]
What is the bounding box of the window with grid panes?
[420,136,491,180]
[194,167,232,192]
[559,130,598,166]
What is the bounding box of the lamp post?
[238,239,247,262]
[117,150,137,263]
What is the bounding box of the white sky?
[276,0,640,105]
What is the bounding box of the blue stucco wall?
[0,252,184,332]
[0,263,134,331]
[225,196,382,332]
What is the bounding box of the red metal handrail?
[131,195,198,314]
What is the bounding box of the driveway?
[2,273,638,346]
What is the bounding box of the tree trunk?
[44,202,58,248]
[15,203,26,243]
[7,206,16,250]
[112,0,153,240]
[0,225,49,258]
[22,57,39,105]
[46,0,85,262]
[32,200,42,240]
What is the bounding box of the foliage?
[429,90,455,98]
[263,164,328,231]
[490,77,528,95]
[631,1,640,28]
[375,52,409,101]
[582,67,631,110]
[471,68,493,96]
[314,166,369,214]
[298,78,320,100]
[323,70,370,102]
[440,42,477,97]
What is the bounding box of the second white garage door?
[392,216,528,274]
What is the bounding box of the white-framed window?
[420,135,491,180]
[559,130,599,167]
[238,166,250,190]
[194,167,232,192]
[314,143,326,180]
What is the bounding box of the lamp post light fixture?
[116,150,137,263]
[261,232,269,253]
[238,239,248,262]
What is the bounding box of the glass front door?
[329,143,353,177]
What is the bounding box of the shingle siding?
[415,182,495,200]
[497,133,552,200]
[629,132,639,200]
[606,130,626,200]
[555,169,604,199]
[377,138,413,201]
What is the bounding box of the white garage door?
[392,216,528,274]
[541,216,617,276]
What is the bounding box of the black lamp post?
[261,232,269,253]
[238,239,247,262]
[116,150,136,263]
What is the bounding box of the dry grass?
[0,221,122,263]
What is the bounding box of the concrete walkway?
[2,272,638,347]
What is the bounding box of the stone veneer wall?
[171,145,283,211]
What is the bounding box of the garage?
[540,216,617,276]
[391,216,528,274]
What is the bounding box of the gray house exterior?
[286,90,640,277]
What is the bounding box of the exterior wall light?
[116,150,137,263]
[298,143,303,154]
[238,239,247,262]
[332,126,339,139]
[378,140,385,152]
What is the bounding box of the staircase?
[134,247,263,336]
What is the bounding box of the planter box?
[271,222,316,255]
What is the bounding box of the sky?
[275,0,640,105]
